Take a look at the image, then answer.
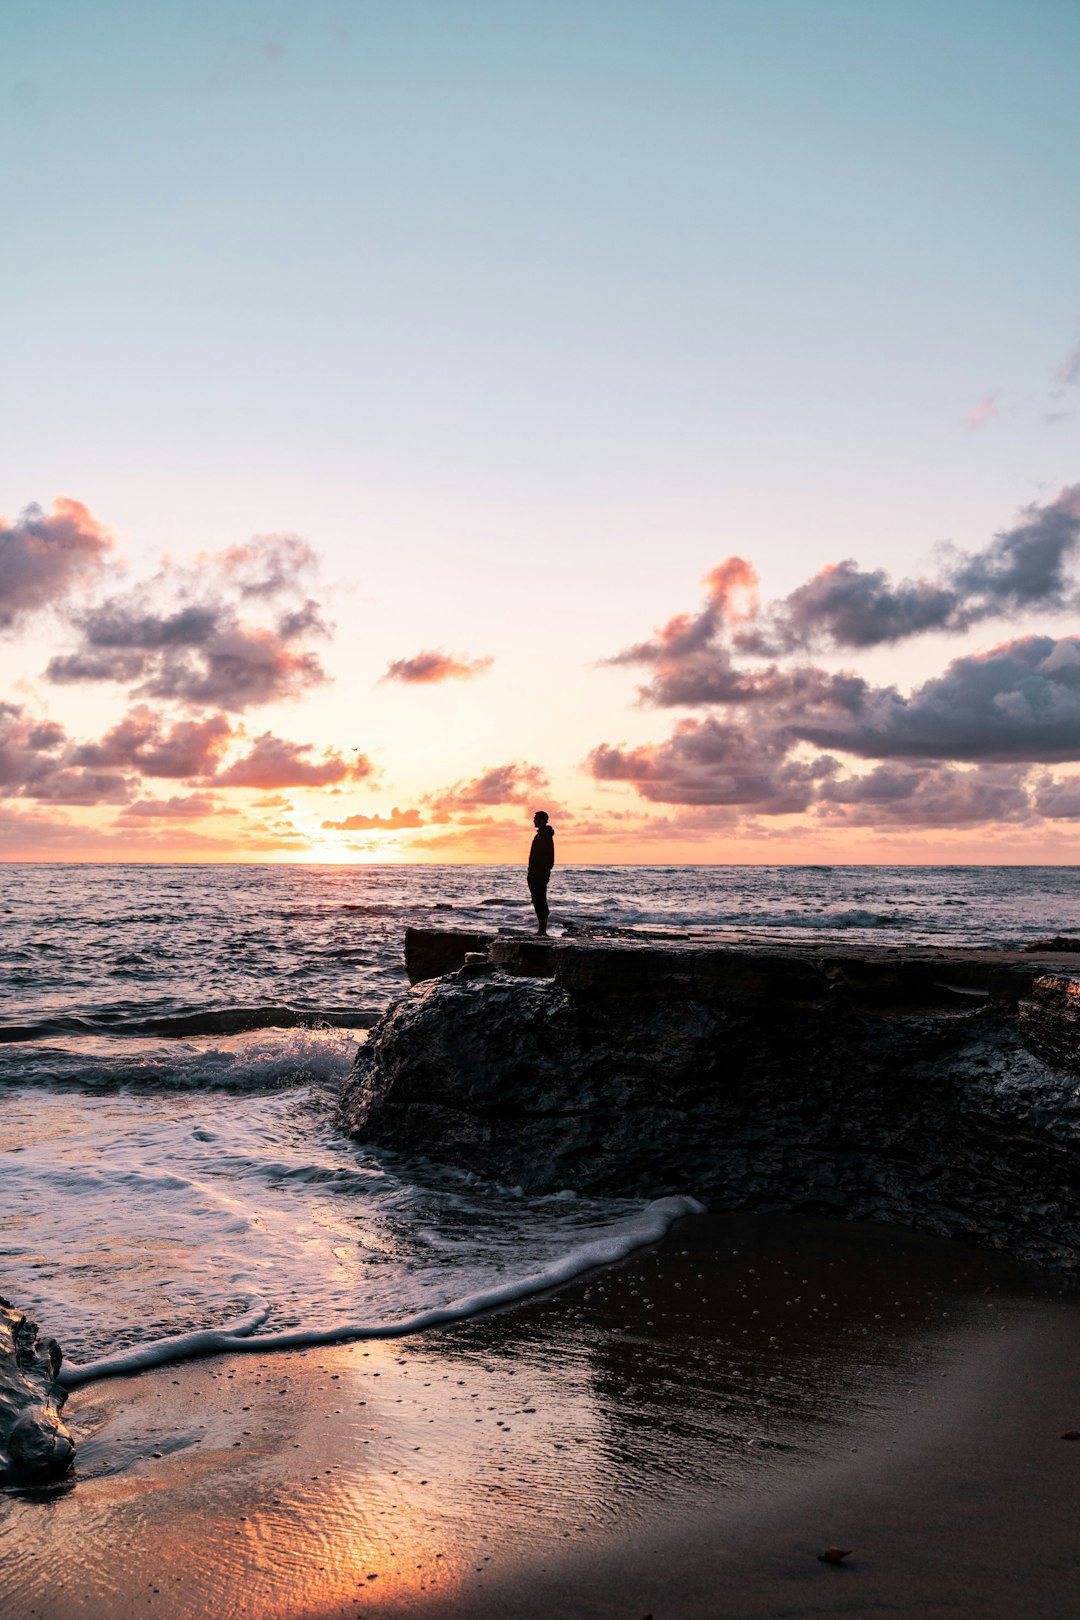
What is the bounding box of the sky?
[2,0,1080,864]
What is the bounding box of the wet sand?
[4,1214,1080,1619]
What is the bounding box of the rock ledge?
[341,933,1080,1269]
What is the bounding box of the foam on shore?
[58,1195,704,1386]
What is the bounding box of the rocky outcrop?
[405,927,497,984]
[339,937,1080,1270]
[0,1298,75,1484]
[1019,974,1080,1073]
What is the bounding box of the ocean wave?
[0,1004,378,1044]
[796,908,917,930]
[0,1028,360,1091]
[58,1195,705,1385]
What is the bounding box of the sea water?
[1,863,1076,1379]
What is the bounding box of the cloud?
[613,489,1080,677]
[215,733,375,788]
[593,494,1080,833]
[607,557,759,669]
[1033,773,1080,820]
[70,706,234,778]
[0,702,133,805]
[24,767,136,805]
[587,720,836,812]
[793,634,1080,763]
[208,533,319,598]
[818,763,1033,828]
[321,806,423,831]
[1055,337,1080,390]
[45,532,332,710]
[427,761,550,813]
[382,649,494,684]
[117,793,228,820]
[965,395,999,430]
[0,499,113,631]
[0,701,65,789]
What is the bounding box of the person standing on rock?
[528,810,555,935]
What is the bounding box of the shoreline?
[6,1213,1080,1619]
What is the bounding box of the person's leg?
[528,876,549,934]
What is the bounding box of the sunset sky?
[3,0,1080,863]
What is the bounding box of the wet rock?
[0,1298,75,1483]
[405,928,497,985]
[1018,975,1080,1073]
[340,940,1080,1270]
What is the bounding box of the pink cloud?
[216,733,375,788]
[71,706,234,779]
[382,649,494,684]
[118,794,230,820]
[427,761,549,813]
[965,394,999,430]
[0,498,113,631]
[321,806,423,831]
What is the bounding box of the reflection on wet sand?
[1,1214,1066,1620]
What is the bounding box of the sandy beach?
[5,1213,1080,1620]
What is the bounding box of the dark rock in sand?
[0,1298,75,1483]
[339,935,1080,1270]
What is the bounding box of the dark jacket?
[528,825,554,877]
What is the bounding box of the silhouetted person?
[528,810,554,935]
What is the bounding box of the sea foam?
[58,1195,704,1386]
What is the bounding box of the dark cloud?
[0,499,113,631]
[45,649,149,685]
[593,485,1080,832]
[818,763,1033,828]
[0,702,67,792]
[0,703,134,806]
[625,644,870,713]
[427,761,549,813]
[744,562,962,654]
[45,532,333,710]
[613,489,1080,676]
[382,649,494,684]
[1033,773,1080,820]
[587,721,836,813]
[24,767,135,806]
[215,733,375,789]
[70,706,234,779]
[793,635,1080,763]
[757,487,1080,653]
[321,806,423,831]
[589,633,1080,819]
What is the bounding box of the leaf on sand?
[818,1547,854,1564]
